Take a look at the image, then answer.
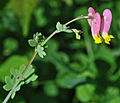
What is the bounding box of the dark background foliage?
[0,0,120,103]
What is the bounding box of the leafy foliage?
[3,64,38,99]
[0,55,28,82]
[28,32,45,47]
[28,32,47,58]
[56,22,81,40]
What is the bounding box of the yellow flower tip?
[109,35,114,38]
[103,34,114,44]
[104,40,110,44]
[94,34,102,44]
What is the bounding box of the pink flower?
[101,9,114,44]
[88,7,102,44]
[87,7,114,44]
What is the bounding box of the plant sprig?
[3,14,88,103]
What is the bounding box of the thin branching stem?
[3,15,88,103]
[64,15,88,26]
[22,50,38,74]
[41,15,88,46]
[3,50,37,103]
[3,75,23,103]
[41,30,59,46]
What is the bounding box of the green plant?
[2,14,87,103]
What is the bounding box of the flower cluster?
[88,7,114,44]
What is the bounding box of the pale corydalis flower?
[88,7,102,44]
[88,7,114,44]
[101,9,114,44]
[91,13,102,44]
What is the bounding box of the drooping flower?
[87,7,114,44]
[100,9,114,44]
[88,7,102,44]
[91,13,102,44]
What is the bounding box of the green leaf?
[3,76,13,91]
[0,55,28,82]
[56,22,68,32]
[23,65,35,79]
[33,32,42,39]
[3,76,16,91]
[19,64,26,74]
[28,39,37,47]
[36,32,42,37]
[10,68,19,78]
[56,22,63,31]
[37,45,46,58]
[3,64,38,99]
[76,84,95,102]
[25,74,38,84]
[3,84,11,91]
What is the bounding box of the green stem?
[3,15,87,103]
[2,50,37,103]
[41,30,59,46]
[22,50,37,74]
[41,15,88,46]
[3,75,23,103]
[64,15,88,26]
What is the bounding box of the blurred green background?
[0,0,120,103]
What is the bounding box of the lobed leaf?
[23,65,35,79]
[3,64,38,99]
[3,76,16,91]
[28,39,37,47]
[25,74,38,84]
[0,55,28,82]
[37,45,46,58]
[56,21,68,32]
[56,22,63,31]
